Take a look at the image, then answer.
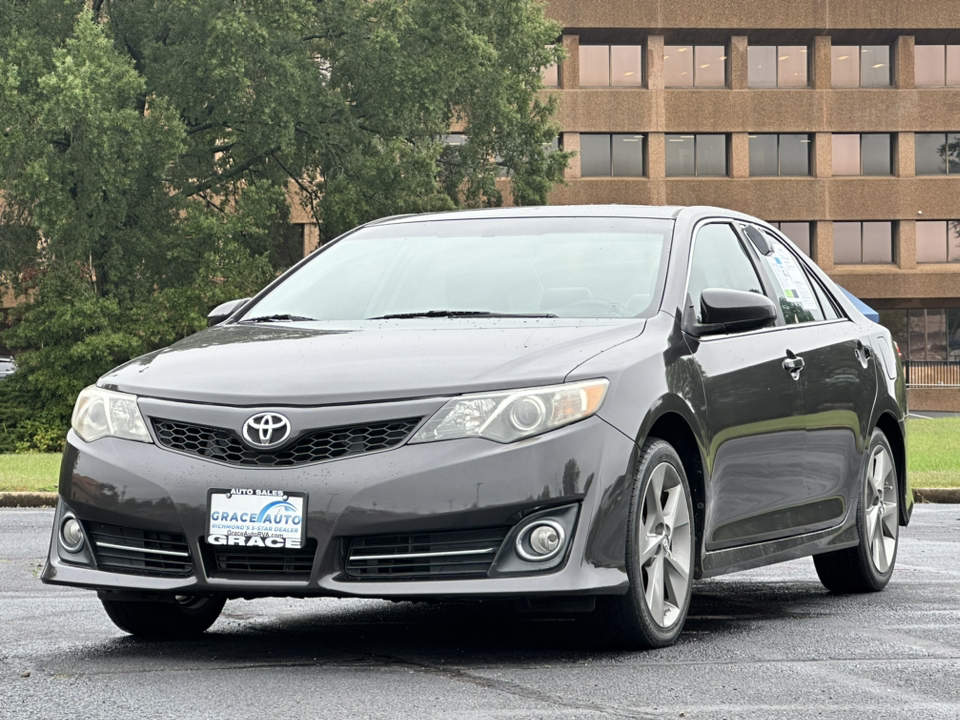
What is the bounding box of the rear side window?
[758,231,826,324]
[687,223,765,323]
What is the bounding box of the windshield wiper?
[239,313,316,323]
[368,310,558,320]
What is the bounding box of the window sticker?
[764,245,820,311]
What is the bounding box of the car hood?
[100,319,646,406]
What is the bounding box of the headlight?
[410,379,609,444]
[71,385,152,444]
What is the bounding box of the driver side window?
[688,223,765,323]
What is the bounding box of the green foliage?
[0,0,570,446]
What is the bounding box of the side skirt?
[699,521,859,579]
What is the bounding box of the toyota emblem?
[242,412,292,449]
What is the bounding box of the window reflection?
[610,46,643,87]
[581,134,644,177]
[541,44,559,87]
[832,134,861,175]
[831,45,860,87]
[666,134,726,176]
[833,134,892,175]
[665,45,725,87]
[832,45,889,87]
[915,133,960,174]
[915,45,960,87]
[833,221,893,264]
[580,45,642,87]
[579,45,610,87]
[748,45,807,88]
[916,220,960,263]
[695,46,726,87]
[580,133,612,176]
[664,45,693,87]
[860,46,890,87]
[771,222,812,256]
[749,134,809,176]
[916,45,946,86]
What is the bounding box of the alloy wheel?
[639,461,692,628]
[864,444,898,574]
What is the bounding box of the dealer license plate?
[206,489,306,549]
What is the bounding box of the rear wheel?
[100,594,226,638]
[599,439,694,648]
[814,428,899,593]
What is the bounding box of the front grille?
[204,539,317,578]
[151,417,421,467]
[86,522,193,577]
[345,527,509,580]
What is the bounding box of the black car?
[42,205,911,648]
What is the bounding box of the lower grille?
[86,522,193,577]
[345,527,509,580]
[205,540,317,578]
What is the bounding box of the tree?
[0,0,570,448]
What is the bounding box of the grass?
[0,453,61,493]
[906,417,960,489]
[0,419,958,492]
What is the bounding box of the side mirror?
[207,298,251,327]
[693,288,777,336]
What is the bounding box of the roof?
[369,204,772,227]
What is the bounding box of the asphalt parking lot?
[1,506,958,720]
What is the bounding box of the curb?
[912,487,960,504]
[0,488,958,508]
[0,492,58,508]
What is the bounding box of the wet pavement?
[1,506,958,719]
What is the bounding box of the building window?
[915,133,960,174]
[831,45,891,87]
[914,45,960,87]
[542,46,559,87]
[748,134,810,176]
[580,134,644,176]
[832,134,893,175]
[665,134,727,176]
[579,45,643,87]
[770,222,812,256]
[878,308,960,362]
[833,221,893,264]
[664,45,726,87]
[748,45,808,88]
[916,220,960,263]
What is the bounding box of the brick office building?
[509,0,960,409]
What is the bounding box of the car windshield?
[241,216,673,321]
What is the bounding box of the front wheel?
[814,428,899,593]
[599,439,695,649]
[100,594,226,638]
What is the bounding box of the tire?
[100,595,226,638]
[599,439,695,649]
[814,428,899,593]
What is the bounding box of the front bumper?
[42,416,637,599]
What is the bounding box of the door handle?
[783,351,804,375]
[856,339,872,361]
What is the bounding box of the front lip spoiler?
[43,558,629,599]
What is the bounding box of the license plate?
[206,489,306,549]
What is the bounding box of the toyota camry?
[42,205,911,648]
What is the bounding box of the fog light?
[60,516,84,553]
[516,520,565,562]
[530,525,560,554]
